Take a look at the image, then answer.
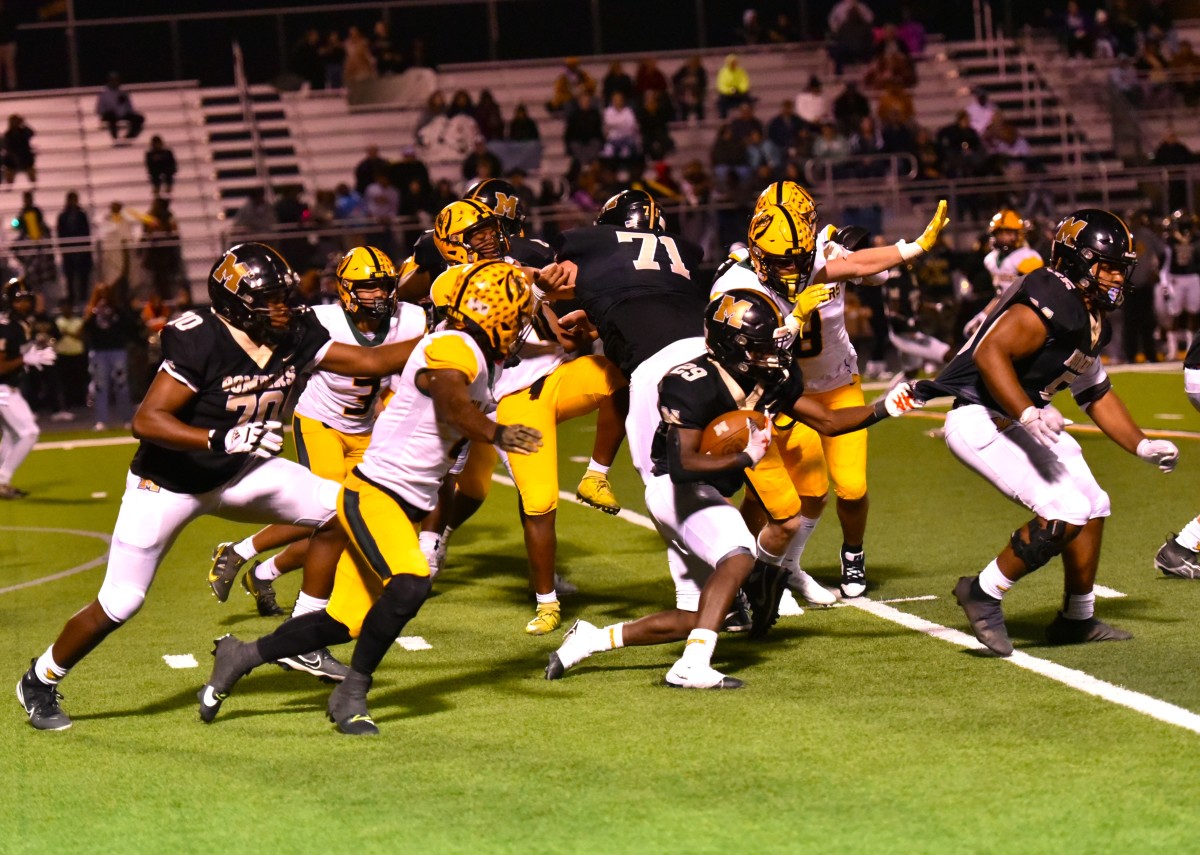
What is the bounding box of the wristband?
[733,452,754,471]
[871,398,890,420]
[208,428,225,453]
[492,424,507,446]
[896,240,924,261]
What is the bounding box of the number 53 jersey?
[293,302,427,435]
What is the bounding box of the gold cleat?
[575,471,621,515]
[525,602,562,636]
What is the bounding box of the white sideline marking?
[1154,413,1184,420]
[569,455,589,463]
[396,636,432,651]
[0,526,111,595]
[876,594,939,604]
[33,435,138,451]
[163,654,199,669]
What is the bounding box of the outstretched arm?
[316,338,419,379]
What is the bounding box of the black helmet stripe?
[363,245,382,278]
[781,206,799,246]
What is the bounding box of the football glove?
[883,381,924,417]
[898,200,950,259]
[22,345,57,370]
[209,420,284,458]
[494,423,543,455]
[1137,438,1179,473]
[743,417,771,466]
[1019,405,1064,448]
[782,283,836,336]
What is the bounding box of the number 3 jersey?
[293,302,427,435]
[918,267,1112,412]
[130,309,333,494]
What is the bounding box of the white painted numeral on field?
[163,654,199,669]
[396,636,432,651]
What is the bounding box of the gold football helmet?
[430,260,533,359]
[989,208,1026,250]
[754,181,818,227]
[335,245,398,318]
[433,199,509,265]
[748,204,817,303]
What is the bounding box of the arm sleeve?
[1071,358,1112,409]
[158,323,206,391]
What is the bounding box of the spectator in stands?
[144,135,176,197]
[141,197,180,301]
[767,12,799,44]
[371,20,404,75]
[390,145,431,206]
[848,115,885,176]
[827,0,875,74]
[355,145,390,195]
[832,80,870,134]
[912,126,943,180]
[767,99,803,154]
[1140,0,1174,45]
[3,114,33,184]
[716,54,752,119]
[1061,1,1094,59]
[321,30,345,90]
[600,91,641,166]
[1136,35,1173,108]
[729,102,763,144]
[289,28,325,90]
[54,298,87,410]
[1092,10,1117,59]
[431,178,457,211]
[602,62,635,107]
[343,25,377,84]
[878,107,915,156]
[12,191,54,294]
[672,56,707,122]
[507,104,540,141]
[936,111,984,179]
[547,57,595,114]
[679,158,715,252]
[96,201,138,294]
[965,89,996,137]
[231,187,276,237]
[1152,130,1194,211]
[1124,209,1165,363]
[461,137,502,183]
[1171,40,1200,107]
[505,169,537,212]
[814,122,851,162]
[271,184,309,266]
[738,9,764,45]
[710,122,751,184]
[745,128,782,174]
[96,72,144,141]
[865,38,916,90]
[1109,0,1140,57]
[475,89,505,141]
[57,191,92,306]
[637,90,675,162]
[896,6,927,56]
[415,91,446,137]
[409,37,432,70]
[364,170,399,256]
[334,182,366,220]
[876,80,915,130]
[635,58,669,103]
[564,91,604,168]
[0,1,16,92]
[84,283,136,431]
[1109,55,1141,106]
[794,75,828,127]
[447,89,475,119]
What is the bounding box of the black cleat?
[840,548,867,598]
[743,561,793,639]
[1045,612,1133,646]
[953,576,1014,656]
[277,647,350,683]
[722,590,753,633]
[198,634,263,723]
[242,564,285,616]
[1155,534,1200,579]
[326,670,379,735]
[16,660,71,731]
[208,542,247,602]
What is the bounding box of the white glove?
[22,345,57,369]
[743,417,772,466]
[884,382,924,416]
[1137,438,1179,473]
[1019,405,1064,448]
[211,420,284,459]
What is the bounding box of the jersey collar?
[215,313,274,369]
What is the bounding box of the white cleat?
[421,536,443,579]
[664,659,744,689]
[777,589,805,617]
[545,619,602,679]
[789,570,839,606]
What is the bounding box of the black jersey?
[650,353,766,496]
[0,312,28,386]
[1185,331,1200,370]
[556,224,707,378]
[130,309,332,494]
[410,231,445,276]
[411,232,551,275]
[1166,229,1199,276]
[919,267,1112,412]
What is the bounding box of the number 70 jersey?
[293,303,427,435]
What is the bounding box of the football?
[699,410,769,456]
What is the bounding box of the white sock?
[233,537,258,562]
[978,560,1015,600]
[440,525,455,545]
[254,555,281,581]
[782,516,820,570]
[291,592,328,618]
[418,531,439,553]
[1177,518,1200,552]
[34,647,67,686]
[600,622,624,650]
[681,628,718,666]
[535,592,559,606]
[586,458,610,476]
[1063,592,1095,621]
[755,532,785,566]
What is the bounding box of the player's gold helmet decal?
[433,199,509,265]
[748,204,817,303]
[754,181,818,227]
[431,260,533,358]
[335,245,398,318]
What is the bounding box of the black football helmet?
[464,178,528,239]
[704,289,792,388]
[207,242,303,345]
[595,189,665,232]
[3,277,33,314]
[831,224,871,252]
[1050,208,1138,310]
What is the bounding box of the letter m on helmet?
[1055,217,1087,247]
[492,192,518,219]
[715,295,751,328]
[214,251,251,295]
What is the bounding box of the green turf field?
[4,368,1200,854]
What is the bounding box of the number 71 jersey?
[293,303,427,435]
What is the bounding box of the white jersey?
[711,226,856,393]
[490,303,567,402]
[984,245,1043,294]
[357,330,497,512]
[293,302,427,435]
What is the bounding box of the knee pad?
[1009,518,1069,572]
[379,573,433,623]
[97,579,147,623]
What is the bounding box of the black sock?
[351,574,432,676]
[843,542,864,555]
[255,611,351,662]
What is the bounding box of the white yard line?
[0,526,111,595]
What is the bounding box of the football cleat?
[420,534,443,578]
[953,576,1014,657]
[1045,612,1133,646]
[576,471,621,515]
[776,589,805,617]
[723,590,753,632]
[839,549,867,598]
[208,542,247,603]
[198,634,262,723]
[525,602,562,636]
[277,648,350,682]
[789,569,838,606]
[326,670,379,736]
[545,619,604,679]
[743,561,793,638]
[1155,534,1200,579]
[0,483,28,500]
[664,659,745,690]
[16,660,71,731]
[241,565,284,617]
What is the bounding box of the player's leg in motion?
[575,380,629,515]
[0,382,39,497]
[814,380,871,598]
[420,443,493,577]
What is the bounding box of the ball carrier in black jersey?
[16,243,419,731]
[916,209,1179,657]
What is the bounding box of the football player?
[963,208,1044,337]
[205,247,425,635]
[0,278,56,499]
[916,209,1179,657]
[545,289,922,688]
[1153,333,1200,578]
[16,243,419,731]
[1156,211,1200,359]
[197,261,543,734]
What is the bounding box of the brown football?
[699,410,769,456]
